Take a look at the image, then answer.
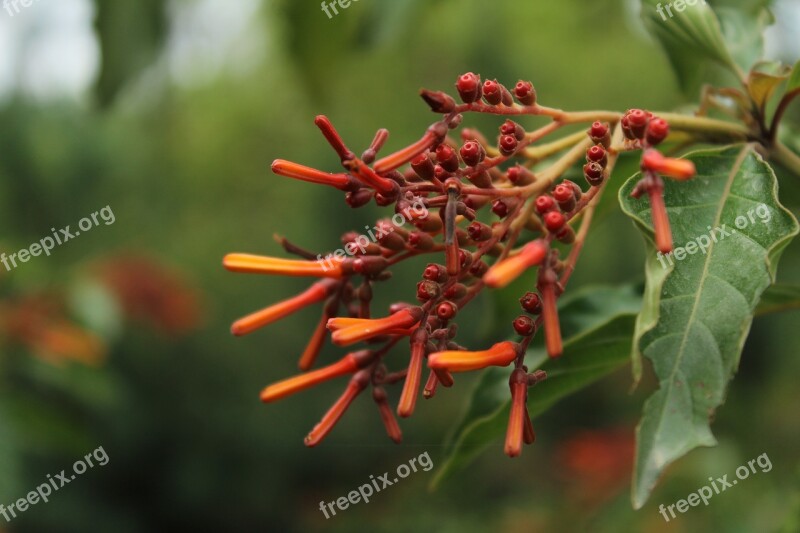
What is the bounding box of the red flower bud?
[513,315,535,336]
[513,80,536,106]
[483,79,502,105]
[499,134,519,155]
[519,291,542,314]
[543,211,566,232]
[646,117,669,145]
[460,140,486,167]
[456,72,482,103]
[535,195,556,214]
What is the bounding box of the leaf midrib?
[647,144,750,447]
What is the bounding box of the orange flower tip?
[223,253,344,279]
[504,445,522,458]
[483,240,548,288]
[642,149,695,180]
[329,307,424,346]
[428,341,518,372]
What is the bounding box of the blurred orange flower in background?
[0,293,106,366]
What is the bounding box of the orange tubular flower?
[398,328,427,418]
[223,253,345,278]
[647,180,673,254]
[641,149,696,181]
[428,341,518,373]
[305,369,370,447]
[373,129,440,174]
[483,239,548,288]
[271,159,354,190]
[260,349,373,402]
[373,387,402,443]
[231,279,338,336]
[505,368,528,458]
[540,281,562,358]
[297,311,332,371]
[328,307,424,347]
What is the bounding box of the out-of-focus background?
[1,1,799,531]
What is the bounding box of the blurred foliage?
[0,0,798,531]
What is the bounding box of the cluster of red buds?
[224,73,696,456]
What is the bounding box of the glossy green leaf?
[432,285,641,489]
[619,144,799,508]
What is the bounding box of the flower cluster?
[224,73,695,456]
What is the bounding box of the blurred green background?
[0,0,799,531]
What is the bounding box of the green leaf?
[432,285,641,490]
[619,144,799,508]
[639,0,741,92]
[755,284,800,316]
[716,6,774,74]
[786,60,800,95]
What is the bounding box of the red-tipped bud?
[646,117,669,146]
[641,149,695,180]
[505,368,528,457]
[456,72,482,103]
[271,160,355,191]
[444,283,467,300]
[436,301,458,321]
[428,341,518,373]
[552,184,576,212]
[408,231,435,251]
[507,165,535,185]
[460,140,486,167]
[483,79,502,105]
[416,280,441,302]
[345,189,373,208]
[500,120,526,141]
[555,225,575,244]
[513,315,536,336]
[410,153,435,180]
[543,211,566,232]
[583,162,605,187]
[231,279,338,336]
[304,369,370,447]
[586,144,608,167]
[223,253,346,279]
[469,260,489,277]
[483,239,548,288]
[499,134,519,156]
[436,144,460,172]
[589,121,611,148]
[329,307,424,346]
[467,221,493,242]
[260,349,373,402]
[626,108,649,139]
[535,195,557,214]
[513,80,536,106]
[620,115,635,140]
[420,89,456,113]
[423,263,448,283]
[519,291,542,314]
